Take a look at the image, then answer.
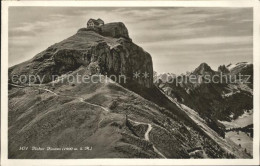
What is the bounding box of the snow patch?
[219,110,253,129]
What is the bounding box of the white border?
[1,1,259,166]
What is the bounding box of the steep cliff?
[100,22,130,39]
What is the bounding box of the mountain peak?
[218,65,230,73]
[193,63,215,75]
[199,62,210,68]
[9,19,152,88]
[79,19,130,39]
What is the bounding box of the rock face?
[218,65,230,74]
[9,21,153,88]
[101,22,130,39]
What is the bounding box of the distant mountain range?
[154,62,253,138]
[8,19,252,159]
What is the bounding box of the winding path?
[9,83,109,112]
[128,119,166,158]
[10,83,165,158]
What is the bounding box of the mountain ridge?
[155,62,253,145]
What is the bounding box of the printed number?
[19,146,28,150]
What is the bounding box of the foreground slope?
[9,68,231,158]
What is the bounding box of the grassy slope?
[9,67,229,159]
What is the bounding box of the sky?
[9,7,253,74]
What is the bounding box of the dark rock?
[193,63,215,76]
[218,65,230,74]
[101,22,130,39]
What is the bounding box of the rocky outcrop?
[8,20,153,88]
[101,22,130,39]
[77,22,130,40]
[91,39,153,88]
[218,65,230,74]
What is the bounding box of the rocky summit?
[9,20,153,88]
[193,62,216,76]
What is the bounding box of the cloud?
[8,7,253,74]
[142,36,252,46]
